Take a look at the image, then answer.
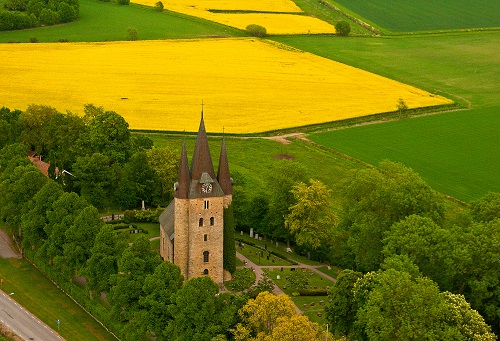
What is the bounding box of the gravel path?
[0,230,21,259]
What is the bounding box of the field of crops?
[276,31,500,201]
[132,0,336,34]
[0,38,451,133]
[330,0,500,32]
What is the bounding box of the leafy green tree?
[168,276,243,340]
[285,179,337,250]
[40,192,88,264]
[154,1,163,11]
[138,261,184,338]
[246,24,266,37]
[0,164,47,232]
[335,21,351,36]
[109,236,162,320]
[326,269,362,338]
[247,194,269,235]
[265,161,308,241]
[248,272,275,298]
[72,153,116,208]
[470,192,500,223]
[21,180,64,250]
[227,268,255,293]
[146,147,179,203]
[0,108,22,147]
[124,151,161,207]
[89,110,131,164]
[341,161,444,272]
[223,204,236,273]
[63,206,104,274]
[84,225,126,295]
[127,27,138,40]
[0,143,29,177]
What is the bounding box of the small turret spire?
[217,137,232,195]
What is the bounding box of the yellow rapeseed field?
[132,0,335,34]
[0,38,452,133]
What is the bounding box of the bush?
[246,24,266,37]
[335,20,351,36]
[154,1,163,11]
[127,27,138,41]
[29,37,38,43]
[117,0,130,5]
[298,288,328,296]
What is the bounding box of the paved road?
[1,291,64,341]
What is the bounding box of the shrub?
[246,24,266,37]
[127,27,138,41]
[29,37,38,43]
[154,1,163,11]
[298,288,328,296]
[117,0,130,5]
[335,20,351,36]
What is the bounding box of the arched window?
[203,251,209,262]
[210,217,214,226]
[199,218,203,227]
[203,269,209,275]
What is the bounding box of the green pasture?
[330,0,500,33]
[274,32,500,201]
[0,0,244,43]
[0,257,116,341]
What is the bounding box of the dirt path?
[0,230,21,259]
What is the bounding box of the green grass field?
[274,32,500,201]
[0,257,116,341]
[330,0,500,32]
[0,0,244,43]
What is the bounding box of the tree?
[224,204,237,273]
[326,269,362,338]
[341,161,444,272]
[265,161,308,240]
[397,98,408,119]
[127,27,138,40]
[21,180,64,250]
[168,276,242,340]
[470,192,500,223]
[124,151,161,207]
[268,314,332,341]
[246,24,266,37]
[146,147,179,203]
[154,1,163,11]
[335,21,350,36]
[138,261,184,338]
[227,268,255,293]
[248,272,275,298]
[89,110,131,163]
[285,179,337,250]
[72,153,116,208]
[63,206,104,274]
[84,225,126,295]
[109,236,162,320]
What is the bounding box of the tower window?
[210,217,214,226]
[204,200,209,209]
[203,269,209,275]
[204,234,208,241]
[203,251,209,263]
[199,218,203,227]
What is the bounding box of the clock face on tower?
[201,183,213,194]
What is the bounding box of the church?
[159,113,232,285]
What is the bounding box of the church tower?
[159,112,232,285]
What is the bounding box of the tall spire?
[190,111,215,180]
[175,140,190,198]
[217,137,232,195]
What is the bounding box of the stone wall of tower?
[187,196,225,285]
[173,198,190,281]
[159,225,173,262]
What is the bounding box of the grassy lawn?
[263,268,332,325]
[274,32,500,201]
[0,257,116,341]
[0,0,244,43]
[236,233,322,266]
[330,0,500,33]
[316,266,342,280]
[237,244,292,266]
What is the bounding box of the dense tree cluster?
[0,0,78,31]
[0,105,178,210]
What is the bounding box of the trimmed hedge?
[298,288,328,296]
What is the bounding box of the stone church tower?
[159,113,232,285]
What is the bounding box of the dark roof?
[175,140,190,199]
[190,112,216,181]
[159,200,175,239]
[217,137,232,195]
